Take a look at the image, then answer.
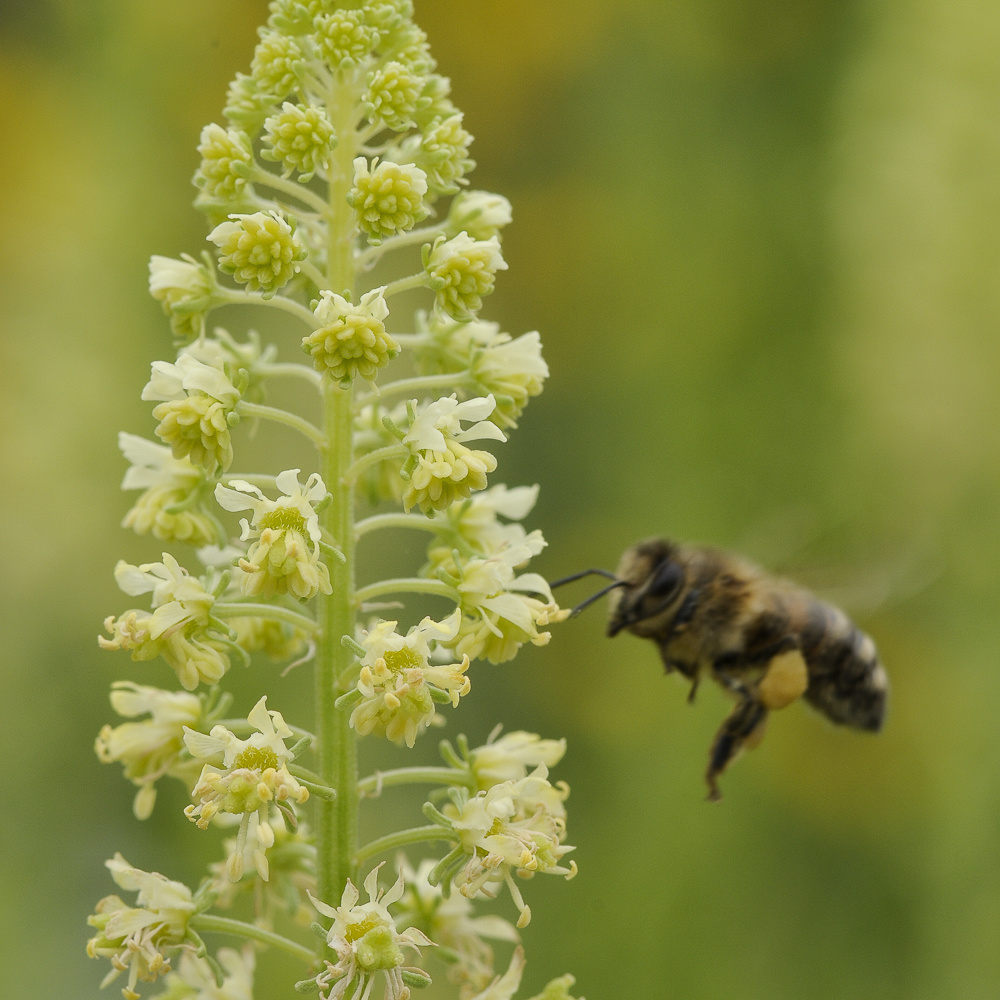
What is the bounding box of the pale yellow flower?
[310,864,434,1000]
[350,611,470,747]
[118,434,214,547]
[443,766,576,928]
[183,697,309,882]
[99,554,231,691]
[393,857,518,999]
[87,854,196,999]
[215,469,332,601]
[95,682,204,820]
[401,394,506,514]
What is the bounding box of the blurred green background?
[3,1,1000,997]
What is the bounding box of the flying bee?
[554,538,888,800]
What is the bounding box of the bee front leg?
[687,673,700,704]
[705,696,768,802]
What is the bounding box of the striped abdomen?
[793,594,888,731]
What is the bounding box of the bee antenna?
[549,568,619,589]
[570,579,628,617]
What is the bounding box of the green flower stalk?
[90,4,582,998]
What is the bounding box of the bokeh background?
[3,1,1000,997]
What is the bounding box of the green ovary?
[355,925,404,971]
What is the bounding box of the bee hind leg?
[705,698,768,802]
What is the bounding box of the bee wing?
[780,548,941,619]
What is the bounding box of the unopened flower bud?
[262,102,336,181]
[350,157,428,244]
[194,124,253,203]
[209,211,307,297]
[424,233,507,320]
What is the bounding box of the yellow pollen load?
[233,745,280,771]
[259,506,308,533]
[758,649,809,710]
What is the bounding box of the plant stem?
[215,288,318,327]
[354,577,456,605]
[354,825,454,866]
[190,914,317,965]
[383,273,429,299]
[354,512,442,539]
[390,333,432,347]
[250,165,331,216]
[260,362,323,387]
[315,72,362,911]
[357,766,473,796]
[213,602,318,634]
[342,444,407,484]
[356,223,443,269]
[237,401,327,448]
[299,258,331,289]
[295,775,338,801]
[355,370,473,409]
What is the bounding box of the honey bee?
[555,538,888,800]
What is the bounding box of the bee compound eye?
[647,559,684,599]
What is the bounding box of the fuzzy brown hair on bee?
[553,538,888,801]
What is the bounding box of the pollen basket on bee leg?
[757,649,808,710]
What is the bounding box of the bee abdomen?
[800,601,887,732]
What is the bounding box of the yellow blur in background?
[3,1,1000,997]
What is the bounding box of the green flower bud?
[232,616,309,662]
[314,9,380,70]
[251,30,305,100]
[193,124,253,202]
[142,353,242,475]
[445,190,512,242]
[302,287,398,387]
[364,60,423,131]
[365,0,416,46]
[152,395,235,475]
[390,25,435,76]
[267,0,317,36]
[262,102,336,181]
[412,73,457,127]
[148,254,214,341]
[223,72,275,136]
[415,113,474,194]
[350,156,428,244]
[424,232,507,320]
[209,211,307,296]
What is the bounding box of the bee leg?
[687,673,700,704]
[705,697,769,802]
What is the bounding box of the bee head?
[606,538,687,638]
